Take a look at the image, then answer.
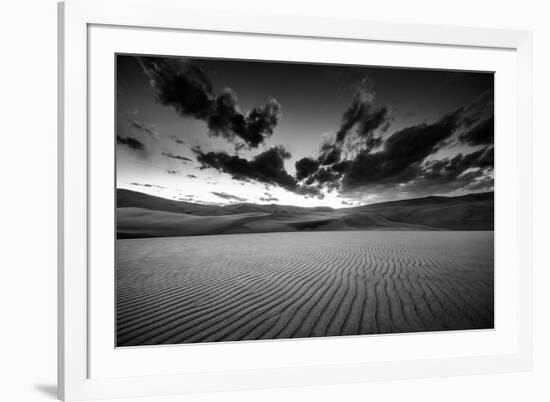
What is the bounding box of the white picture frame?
[58,0,533,400]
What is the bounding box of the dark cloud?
[399,147,494,197]
[340,147,494,202]
[358,107,390,139]
[138,57,213,119]
[194,146,324,199]
[337,104,389,144]
[459,116,494,145]
[305,167,341,191]
[166,169,179,175]
[460,88,494,128]
[195,146,294,187]
[295,157,320,180]
[259,196,279,202]
[291,102,492,200]
[318,141,342,166]
[332,78,390,156]
[207,88,282,148]
[422,147,494,182]
[340,109,462,191]
[310,78,389,168]
[117,135,145,151]
[162,152,192,162]
[335,78,375,142]
[187,174,197,178]
[138,56,281,148]
[211,191,248,202]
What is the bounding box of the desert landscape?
[115,55,495,346]
[116,190,493,346]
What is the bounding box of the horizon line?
[117,187,494,210]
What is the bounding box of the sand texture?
[116,231,494,346]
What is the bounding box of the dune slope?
[117,208,270,238]
[117,189,493,238]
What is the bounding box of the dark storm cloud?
[138,57,213,119]
[295,157,320,180]
[338,146,494,202]
[337,103,389,144]
[358,107,390,139]
[305,167,342,191]
[207,88,282,148]
[195,146,294,187]
[187,174,197,178]
[194,146,324,198]
[459,116,494,145]
[162,152,192,162]
[336,78,376,142]
[318,140,342,166]
[117,135,145,151]
[393,147,494,196]
[211,191,248,202]
[460,88,494,128]
[314,78,390,167]
[299,78,493,197]
[329,78,388,152]
[138,57,281,148]
[422,147,494,182]
[340,108,462,191]
[295,99,493,200]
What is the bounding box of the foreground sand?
[116,231,493,346]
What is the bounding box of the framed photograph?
[58,0,533,400]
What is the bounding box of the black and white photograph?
[115,54,494,347]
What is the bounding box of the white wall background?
[0,0,547,401]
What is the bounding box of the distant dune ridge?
[116,231,494,346]
[117,189,493,238]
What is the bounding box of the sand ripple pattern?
[116,231,494,346]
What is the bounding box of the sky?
[116,54,494,208]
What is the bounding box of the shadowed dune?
[117,189,493,238]
[116,231,494,346]
[117,208,270,238]
[117,207,436,238]
[352,193,494,230]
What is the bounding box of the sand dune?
[117,207,436,238]
[117,189,493,238]
[354,195,494,230]
[116,231,494,346]
[117,207,270,238]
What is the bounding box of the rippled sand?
[116,231,493,346]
